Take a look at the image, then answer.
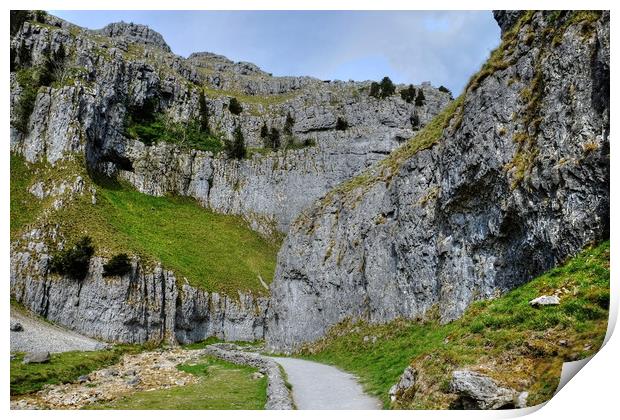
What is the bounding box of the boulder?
[529,295,561,306]
[449,370,528,409]
[389,366,417,402]
[23,351,51,364]
[126,376,141,386]
[10,320,23,331]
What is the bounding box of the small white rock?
[529,295,560,306]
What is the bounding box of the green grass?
[298,241,610,409]
[95,185,278,293]
[89,356,267,409]
[10,154,279,294]
[126,117,225,154]
[10,345,143,396]
[10,154,45,239]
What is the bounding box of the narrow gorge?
[9,9,610,410]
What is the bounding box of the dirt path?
[271,357,382,410]
[11,307,107,354]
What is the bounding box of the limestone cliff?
[9,10,449,343]
[10,12,450,236]
[266,11,610,351]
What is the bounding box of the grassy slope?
[10,154,45,240]
[10,154,279,295]
[10,345,144,396]
[89,356,267,409]
[298,241,610,408]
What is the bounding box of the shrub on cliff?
[224,125,246,159]
[265,127,281,150]
[336,117,349,131]
[260,122,269,139]
[410,113,420,130]
[379,76,396,98]
[438,85,452,96]
[198,91,210,134]
[369,77,396,99]
[415,89,426,106]
[400,85,417,103]
[49,236,95,281]
[283,112,295,136]
[103,253,132,277]
[369,82,380,98]
[228,97,243,115]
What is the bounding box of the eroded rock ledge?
[11,248,268,344]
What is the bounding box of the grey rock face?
[23,351,51,364]
[266,11,610,351]
[10,12,450,236]
[493,11,525,35]
[94,22,172,52]
[10,251,267,344]
[449,370,528,409]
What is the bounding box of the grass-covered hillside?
[298,241,610,408]
[10,153,279,295]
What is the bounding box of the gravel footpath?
[10,307,107,354]
[271,357,382,410]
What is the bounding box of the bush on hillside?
[336,117,349,131]
[198,91,210,134]
[265,127,281,150]
[415,89,426,106]
[400,84,417,103]
[103,253,132,277]
[228,97,243,115]
[379,76,396,98]
[410,113,420,130]
[369,82,381,98]
[260,122,269,139]
[49,236,95,281]
[224,125,246,159]
[438,85,452,96]
[283,112,295,136]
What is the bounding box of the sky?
[50,10,501,95]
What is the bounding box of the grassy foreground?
[10,154,278,294]
[90,356,267,409]
[10,345,144,396]
[298,241,610,408]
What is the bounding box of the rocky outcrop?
[94,22,172,52]
[203,344,295,410]
[266,11,610,351]
[9,11,450,235]
[449,370,528,409]
[10,238,268,343]
[119,134,403,234]
[389,366,417,402]
[492,11,525,35]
